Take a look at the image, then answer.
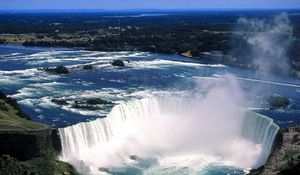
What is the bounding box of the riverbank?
[0,92,78,175]
[250,126,300,175]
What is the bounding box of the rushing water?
[59,97,279,175]
[0,44,300,174]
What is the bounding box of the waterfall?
[58,97,279,174]
[241,111,279,166]
[59,98,162,161]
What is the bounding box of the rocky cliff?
[0,92,77,175]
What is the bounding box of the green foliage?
[0,92,78,175]
[280,159,300,174]
[0,99,47,130]
[0,102,8,111]
[0,155,22,175]
[284,150,300,161]
[0,155,79,175]
[0,91,31,120]
[1,11,300,65]
[2,11,300,75]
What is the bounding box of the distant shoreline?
[1,8,300,13]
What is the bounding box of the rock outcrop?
[111,59,125,67]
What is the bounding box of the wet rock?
[51,99,69,106]
[86,98,112,105]
[83,65,93,70]
[98,167,110,173]
[267,94,291,109]
[45,66,69,74]
[130,155,138,160]
[111,59,125,67]
[71,104,100,111]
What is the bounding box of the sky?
[0,0,300,10]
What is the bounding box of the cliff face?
[51,128,62,153]
[0,128,52,161]
[0,127,78,175]
[0,127,63,162]
[0,92,77,175]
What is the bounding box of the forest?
[0,10,300,74]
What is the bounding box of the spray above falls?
[233,13,294,76]
[58,75,279,175]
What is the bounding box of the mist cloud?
[59,74,277,174]
[237,13,294,76]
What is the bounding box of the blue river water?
[0,44,299,128]
[0,44,300,175]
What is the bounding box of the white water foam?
[128,59,226,70]
[59,93,278,175]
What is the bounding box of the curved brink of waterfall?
[58,97,279,175]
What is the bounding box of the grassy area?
[0,34,35,43]
[0,33,90,45]
[0,94,78,175]
[0,99,48,131]
[277,154,300,172]
[284,149,300,161]
[275,150,300,172]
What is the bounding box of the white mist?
[58,75,278,175]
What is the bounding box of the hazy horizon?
[1,0,300,10]
[0,8,299,13]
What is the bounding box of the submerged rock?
[98,167,110,173]
[267,94,291,109]
[111,59,125,67]
[51,99,69,106]
[83,65,93,70]
[45,66,69,74]
[130,155,138,160]
[71,104,100,111]
[86,98,112,105]
[71,98,112,110]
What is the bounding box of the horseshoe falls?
[59,97,279,175]
[1,45,293,175]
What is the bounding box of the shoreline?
[250,126,300,174]
[0,92,78,175]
